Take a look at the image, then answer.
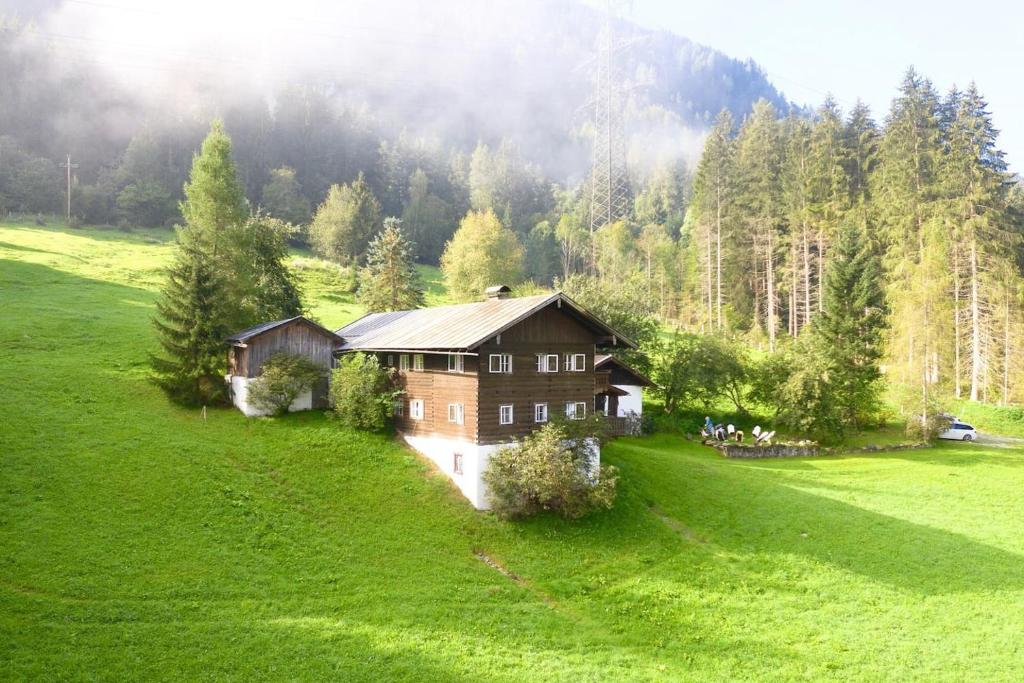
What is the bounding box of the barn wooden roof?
[226,316,342,346]
[336,292,635,352]
[595,353,655,387]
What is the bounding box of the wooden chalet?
[224,289,650,510]
[334,287,637,509]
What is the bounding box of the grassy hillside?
[3,224,1024,681]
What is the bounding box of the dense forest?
[0,0,788,234]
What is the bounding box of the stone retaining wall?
[717,442,930,459]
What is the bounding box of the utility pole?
[60,154,78,224]
[586,4,632,271]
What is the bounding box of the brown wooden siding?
[476,308,597,445]
[232,319,337,377]
[385,352,480,442]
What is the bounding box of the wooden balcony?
[602,414,641,437]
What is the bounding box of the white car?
[938,419,978,442]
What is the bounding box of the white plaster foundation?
[228,375,313,417]
[401,432,602,510]
[615,384,644,418]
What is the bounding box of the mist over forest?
[0,0,790,228]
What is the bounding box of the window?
[410,399,424,420]
[393,399,404,417]
[413,354,424,371]
[399,354,410,371]
[534,403,548,423]
[453,452,463,475]
[448,403,464,425]
[565,401,586,420]
[387,354,394,367]
[536,353,559,373]
[499,404,514,425]
[564,353,587,372]
[447,353,464,373]
[489,353,512,373]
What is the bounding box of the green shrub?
[248,353,324,416]
[329,352,398,430]
[483,422,618,520]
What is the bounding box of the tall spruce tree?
[734,99,784,348]
[941,83,1020,401]
[808,96,851,317]
[357,218,425,312]
[814,222,887,426]
[843,100,880,244]
[690,109,735,331]
[781,115,815,335]
[150,245,230,406]
[874,68,947,422]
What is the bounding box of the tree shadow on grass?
[608,441,1024,597]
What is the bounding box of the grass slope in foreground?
[2,224,1024,681]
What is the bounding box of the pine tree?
[941,83,1020,401]
[357,218,425,312]
[150,245,230,406]
[179,119,248,258]
[808,96,851,316]
[781,115,814,335]
[814,222,887,426]
[690,109,735,331]
[874,68,947,423]
[734,99,784,349]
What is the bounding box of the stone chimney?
[485,285,512,300]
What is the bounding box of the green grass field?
[3,223,1024,681]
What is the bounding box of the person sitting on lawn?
[715,424,727,441]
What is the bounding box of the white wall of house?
[228,375,312,417]
[401,433,601,511]
[615,384,644,417]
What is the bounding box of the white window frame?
[448,402,464,425]
[536,353,559,373]
[565,401,586,420]
[393,398,404,417]
[564,353,587,372]
[499,404,514,425]
[387,354,394,367]
[413,354,424,371]
[410,399,424,420]
[489,353,512,374]
[447,353,464,373]
[399,354,410,371]
[534,403,548,423]
[453,452,463,475]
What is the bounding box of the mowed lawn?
[2,224,1024,681]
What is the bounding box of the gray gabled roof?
[336,292,635,352]
[226,316,341,345]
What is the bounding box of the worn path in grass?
[2,224,1024,681]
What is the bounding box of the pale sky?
[630,0,1024,173]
